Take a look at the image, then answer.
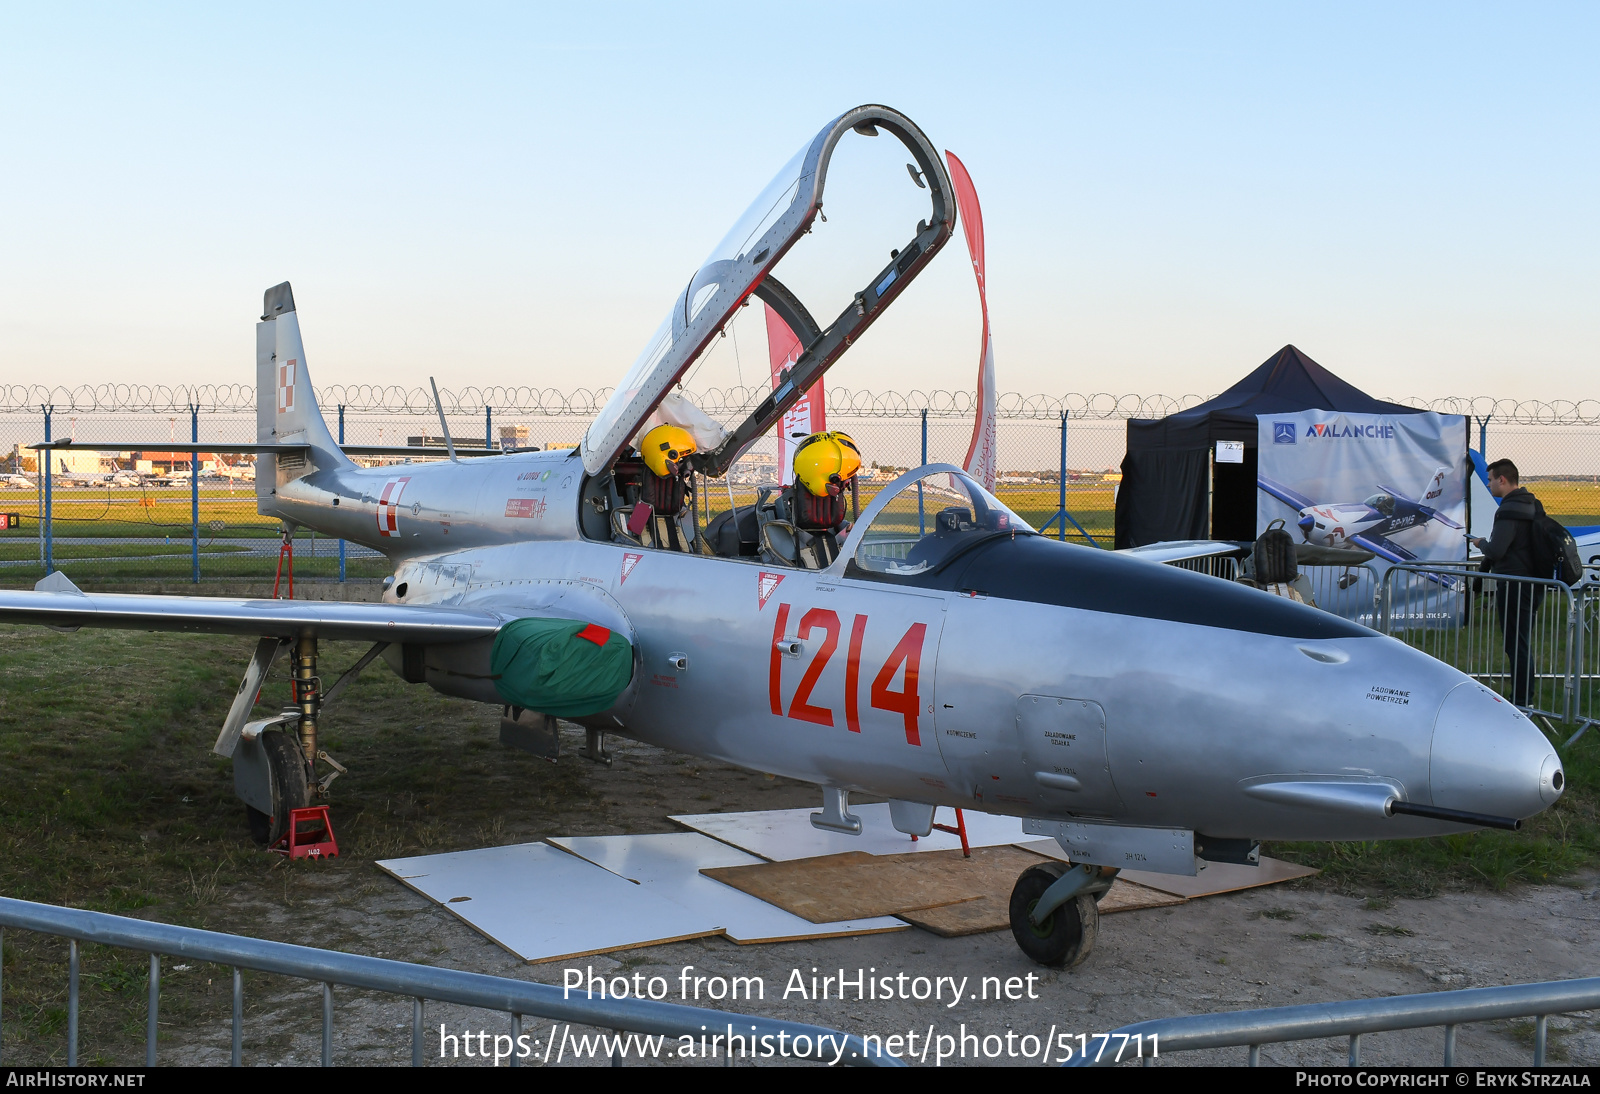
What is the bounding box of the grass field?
[0,542,250,561]
[0,626,606,1063]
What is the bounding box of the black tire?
[1009,864,1100,968]
[259,730,310,847]
[246,805,272,845]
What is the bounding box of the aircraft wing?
[0,586,502,644]
[1258,475,1316,513]
[1350,532,1458,589]
[36,441,501,459]
[1117,540,1247,565]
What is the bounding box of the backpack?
[1253,520,1299,586]
[1532,514,1584,587]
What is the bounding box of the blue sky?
[1,3,1594,401]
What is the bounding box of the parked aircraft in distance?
[152,466,195,486]
[54,457,143,488]
[0,106,1563,969]
[0,473,35,489]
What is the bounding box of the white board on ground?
[670,804,1028,862]
[549,832,907,944]
[377,843,721,963]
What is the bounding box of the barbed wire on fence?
[3,384,1598,424]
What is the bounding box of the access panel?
[1015,695,1122,816]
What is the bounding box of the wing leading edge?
[0,588,502,643]
[1257,476,1316,513]
[1349,532,1458,588]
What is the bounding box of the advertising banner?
[1257,410,1468,624]
[765,303,824,488]
[946,150,997,491]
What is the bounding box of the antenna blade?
[429,377,459,463]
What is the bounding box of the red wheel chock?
[272,806,339,860]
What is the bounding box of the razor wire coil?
[5,385,1596,423]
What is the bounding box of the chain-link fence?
[2,387,1597,587]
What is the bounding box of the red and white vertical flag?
[946,150,997,492]
[764,303,825,486]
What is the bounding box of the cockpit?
[1364,493,1396,517]
[573,105,957,562]
[849,468,1035,580]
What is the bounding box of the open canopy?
[1114,345,1426,547]
[581,105,954,478]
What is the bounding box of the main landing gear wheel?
[1009,863,1099,968]
[246,731,310,847]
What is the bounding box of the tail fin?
[1422,465,1449,504]
[256,282,352,505]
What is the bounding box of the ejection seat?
[1240,520,1314,605]
[749,485,847,570]
[610,462,698,553]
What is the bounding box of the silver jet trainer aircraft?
[0,105,1565,968]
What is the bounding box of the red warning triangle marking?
[757,571,784,609]
[620,552,643,585]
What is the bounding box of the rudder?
[255,282,351,507]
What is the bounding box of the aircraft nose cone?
[1297,513,1315,538]
[1430,682,1562,820]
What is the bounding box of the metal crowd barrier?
[1301,562,1380,624]
[1168,554,1241,581]
[1377,562,1579,730]
[0,896,900,1068]
[1570,568,1600,743]
[1063,975,1600,1066]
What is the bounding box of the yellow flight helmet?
[793,431,862,497]
[640,423,696,477]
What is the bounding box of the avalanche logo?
[277,359,297,413]
[1306,422,1397,440]
[1273,422,1296,445]
[376,477,411,538]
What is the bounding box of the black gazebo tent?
[1113,345,1424,548]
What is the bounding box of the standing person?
[1470,459,1546,707]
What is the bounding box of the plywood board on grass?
[1014,840,1318,897]
[671,804,1027,862]
[900,877,1186,937]
[1097,879,1189,914]
[549,832,906,944]
[377,842,721,963]
[703,845,1052,925]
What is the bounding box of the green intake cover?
[490,617,634,718]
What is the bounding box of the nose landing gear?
[1008,861,1116,968]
